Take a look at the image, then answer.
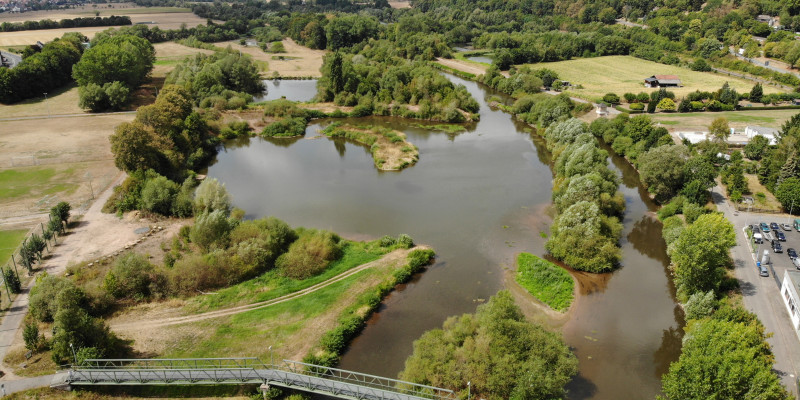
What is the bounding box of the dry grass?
[219,38,326,77]
[745,174,782,211]
[0,114,133,217]
[523,56,783,101]
[651,109,797,132]
[389,0,412,8]
[0,84,83,118]
[0,9,212,46]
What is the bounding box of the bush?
[29,274,82,322]
[262,117,308,137]
[23,322,40,351]
[629,102,644,111]
[602,93,620,104]
[103,253,165,300]
[194,178,231,216]
[276,229,342,279]
[190,210,233,251]
[3,267,20,293]
[684,290,716,320]
[396,234,414,249]
[140,175,179,216]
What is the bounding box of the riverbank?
[321,123,419,171]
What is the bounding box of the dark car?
[761,222,771,232]
[771,222,780,231]
[773,240,783,253]
[777,231,787,241]
[789,248,798,259]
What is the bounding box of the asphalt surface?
[712,184,800,397]
[0,51,21,69]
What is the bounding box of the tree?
[776,177,800,214]
[23,322,40,352]
[194,178,231,216]
[399,291,578,400]
[190,210,232,251]
[657,97,676,111]
[72,34,154,89]
[660,318,788,399]
[718,82,738,105]
[141,175,179,216]
[671,213,735,300]
[639,145,689,202]
[709,117,731,142]
[51,201,71,225]
[744,135,770,160]
[109,121,164,174]
[750,83,763,103]
[3,267,20,294]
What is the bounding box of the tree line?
[0,15,131,33]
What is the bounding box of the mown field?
[524,55,782,101]
[0,229,27,265]
[652,109,798,132]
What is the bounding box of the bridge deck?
[61,358,456,400]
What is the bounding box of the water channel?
[206,76,684,399]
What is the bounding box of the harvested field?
[523,55,783,101]
[0,8,213,46]
[0,114,132,218]
[219,38,326,77]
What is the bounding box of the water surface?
[207,76,683,399]
[253,79,318,102]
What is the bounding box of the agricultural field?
[219,38,325,78]
[523,56,783,101]
[0,6,212,46]
[651,109,798,132]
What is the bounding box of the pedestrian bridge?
[55,358,457,400]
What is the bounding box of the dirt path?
[109,246,424,333]
[435,58,489,76]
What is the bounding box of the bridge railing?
[275,360,458,400]
[80,358,268,370]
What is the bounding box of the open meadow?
[0,229,27,265]
[524,55,783,101]
[219,38,326,77]
[651,109,798,132]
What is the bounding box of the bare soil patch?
[436,57,490,77]
[389,0,412,8]
[220,38,326,78]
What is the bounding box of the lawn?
[0,229,27,265]
[515,252,574,312]
[523,56,782,101]
[0,167,78,202]
[652,109,798,132]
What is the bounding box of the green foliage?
[3,267,20,294]
[744,135,770,161]
[639,145,689,203]
[684,290,716,321]
[190,210,233,251]
[73,34,154,89]
[0,33,83,104]
[276,229,342,279]
[399,291,577,400]
[671,213,735,301]
[165,49,264,106]
[103,253,165,300]
[514,253,573,312]
[141,175,180,216]
[51,201,71,224]
[23,322,40,352]
[775,177,800,214]
[261,117,308,137]
[660,318,789,400]
[29,273,81,322]
[194,178,231,216]
[657,97,676,111]
[602,93,620,104]
[78,81,131,112]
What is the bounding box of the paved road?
[0,51,21,69]
[711,184,800,397]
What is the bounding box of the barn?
[644,75,682,88]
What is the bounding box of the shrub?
[684,290,716,320]
[629,102,644,111]
[396,234,414,249]
[23,322,40,351]
[3,267,20,293]
[262,99,307,118]
[140,175,179,216]
[29,274,82,322]
[261,117,308,137]
[103,253,165,300]
[194,178,231,216]
[602,93,620,104]
[623,92,637,103]
[276,229,342,279]
[190,210,233,251]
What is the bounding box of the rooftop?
[747,126,779,136]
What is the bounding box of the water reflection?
[253,79,319,102]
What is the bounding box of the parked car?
[777,231,787,241]
[782,223,793,231]
[751,225,761,233]
[771,222,780,231]
[761,222,771,232]
[773,240,783,253]
[794,257,800,270]
[759,263,769,277]
[789,248,798,259]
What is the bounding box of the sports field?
[524,56,783,101]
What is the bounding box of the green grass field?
[515,252,574,312]
[652,109,798,132]
[524,56,782,101]
[0,230,27,265]
[187,241,386,312]
[0,167,77,202]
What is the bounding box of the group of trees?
[0,33,84,104]
[164,49,264,109]
[399,290,577,400]
[73,34,155,111]
[0,16,131,33]
[542,118,624,273]
[316,49,478,122]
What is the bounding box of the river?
[206,77,683,399]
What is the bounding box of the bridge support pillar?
[260,383,270,400]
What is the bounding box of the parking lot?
[747,219,800,285]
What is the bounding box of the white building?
[745,126,779,145]
[781,270,800,335]
[677,131,709,144]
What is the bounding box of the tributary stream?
[207,76,684,399]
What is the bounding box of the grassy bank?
[322,123,419,171]
[514,253,574,312]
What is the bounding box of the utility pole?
[43,92,50,118]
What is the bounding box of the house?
[644,75,682,88]
[745,126,779,145]
[596,103,608,116]
[781,270,800,337]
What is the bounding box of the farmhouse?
[644,75,682,88]
[745,126,779,145]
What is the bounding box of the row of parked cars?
[751,221,800,271]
